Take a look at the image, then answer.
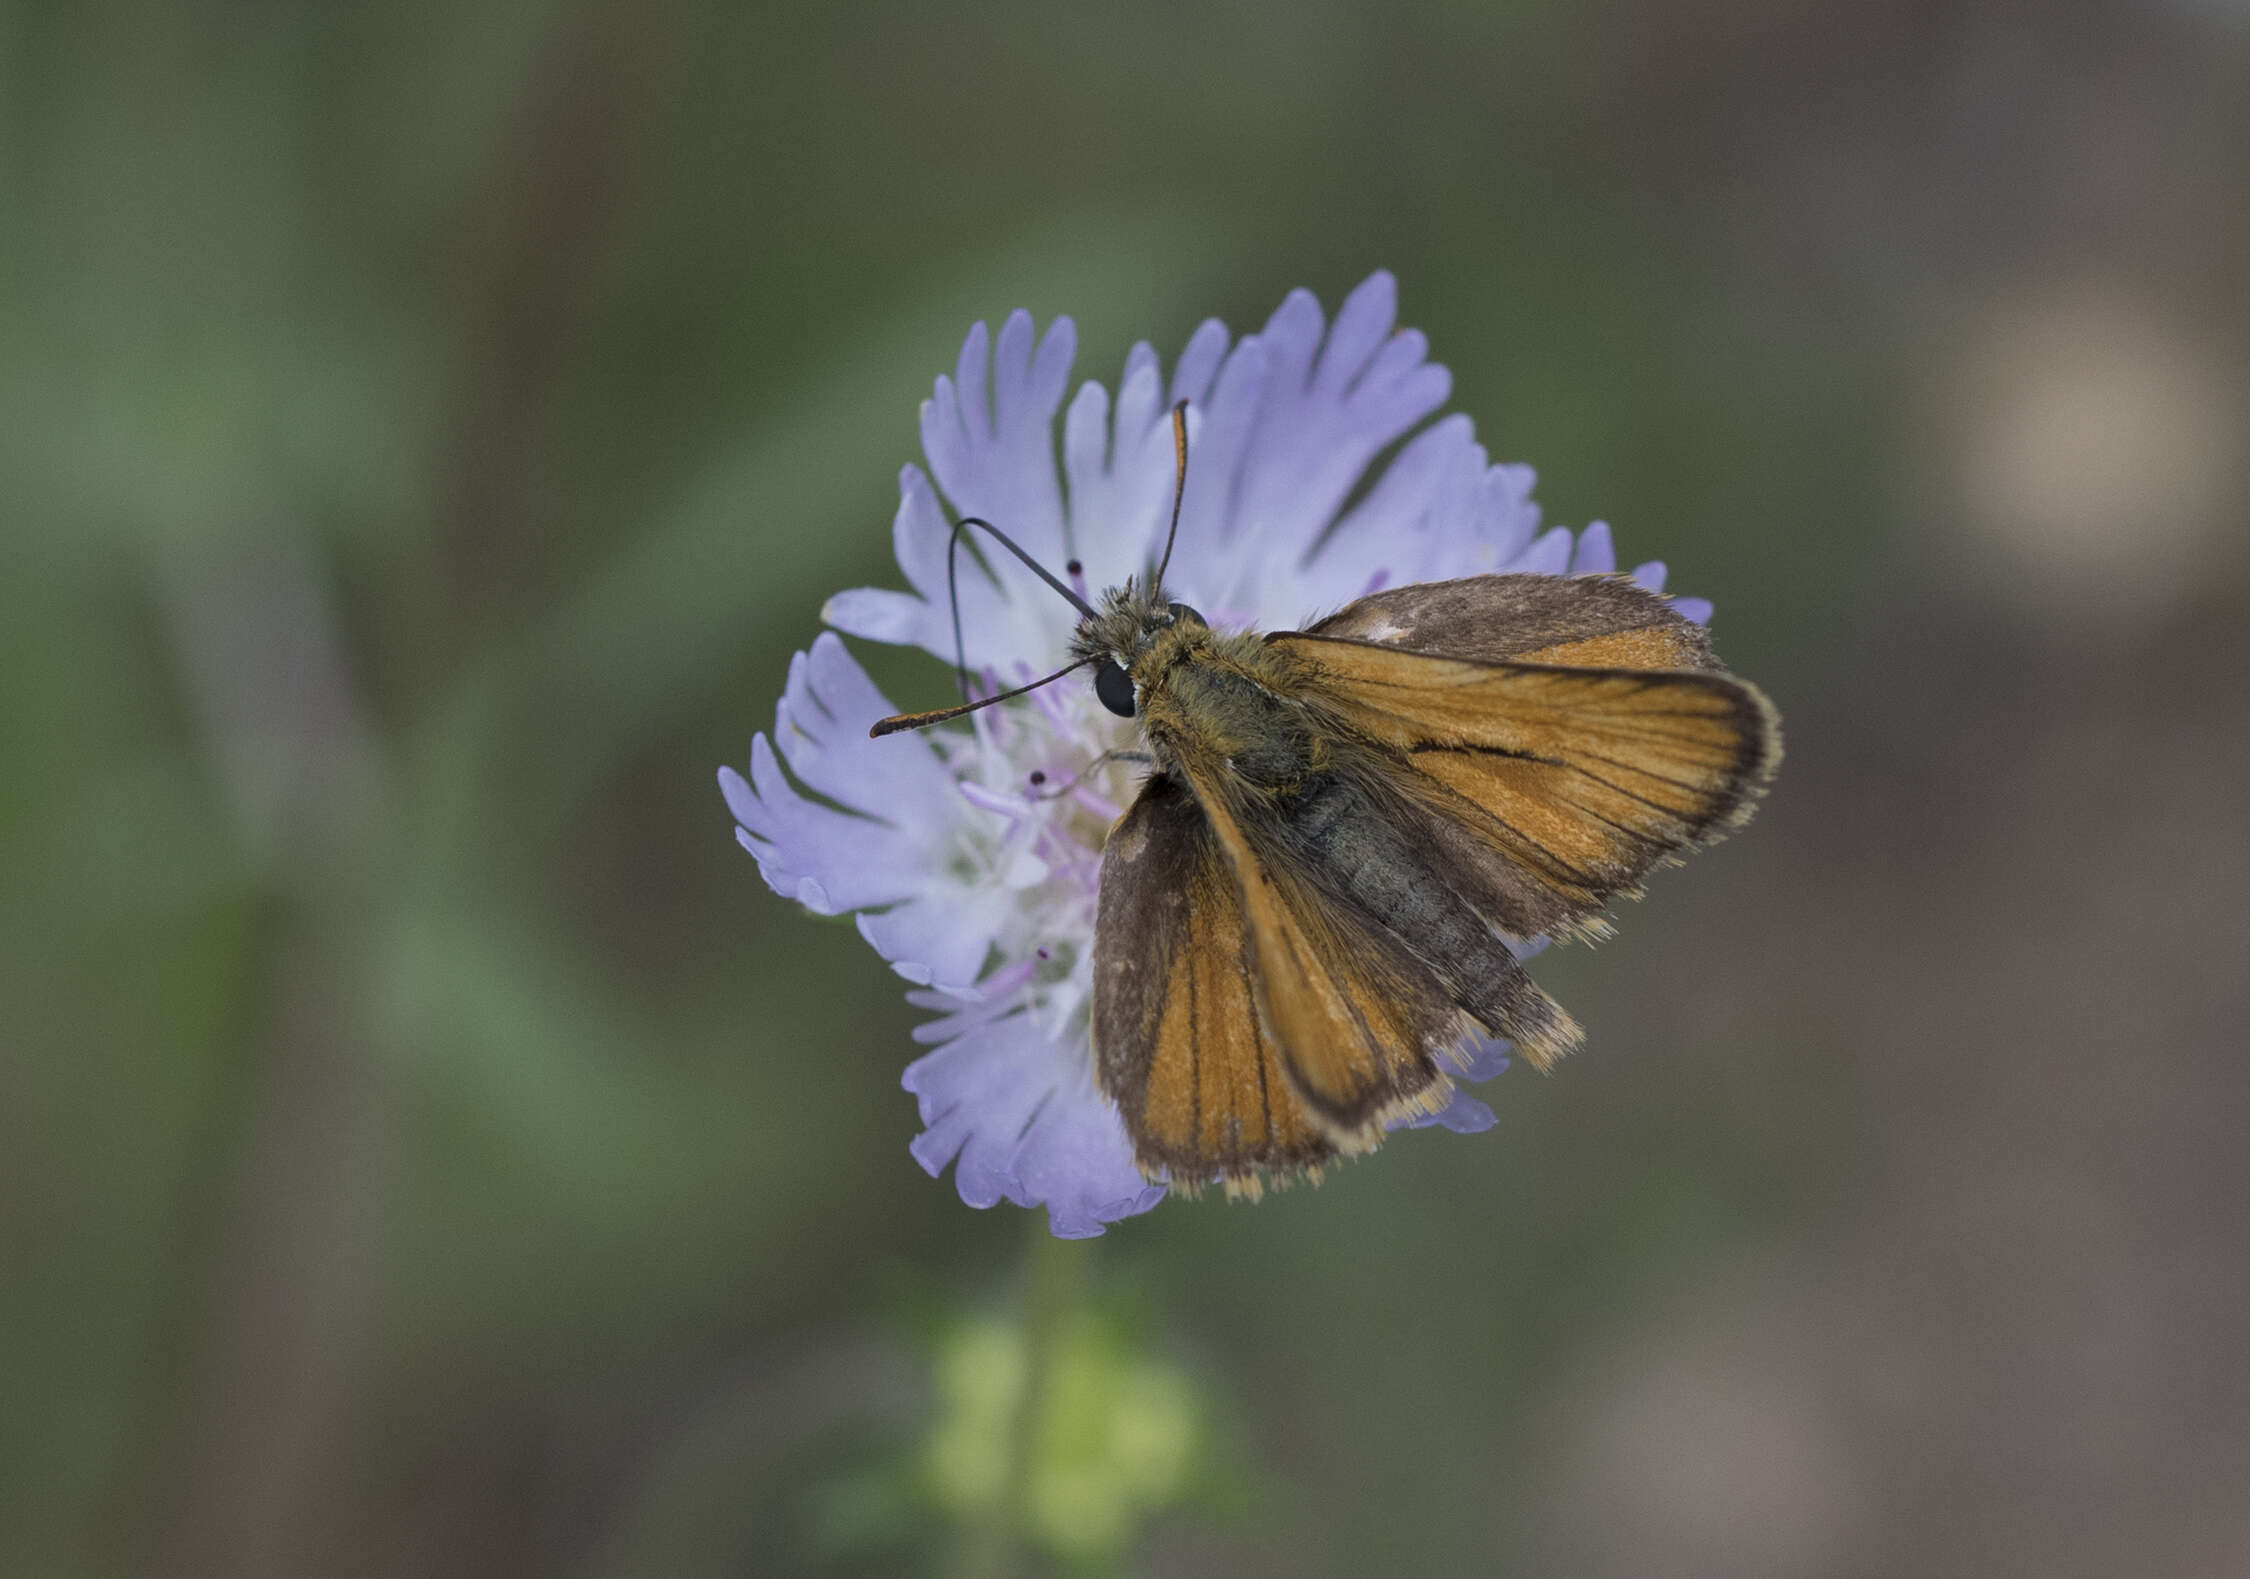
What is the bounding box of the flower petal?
[1228,276,1451,571]
[821,586,925,645]
[1315,269,1401,396]
[1171,318,1230,407]
[903,1007,1165,1236]
[1293,415,1483,615]
[1065,355,1175,596]
[1162,331,1269,603]
[858,891,1014,992]
[922,314,1077,581]
[1406,1090,1498,1133]
[721,637,1005,957]
[1481,464,1541,564]
[1511,525,1576,576]
[1572,520,1616,575]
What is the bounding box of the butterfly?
[873,404,1781,1197]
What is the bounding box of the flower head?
[720,272,1705,1236]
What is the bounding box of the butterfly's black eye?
[1094,660,1136,718]
[1167,601,1205,626]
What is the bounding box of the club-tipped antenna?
[945,516,1099,699]
[1153,400,1191,589]
[870,654,1099,738]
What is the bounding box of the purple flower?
[720,272,1704,1237]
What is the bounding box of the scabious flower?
[719,272,1709,1237]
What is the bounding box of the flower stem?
[958,1217,1088,1579]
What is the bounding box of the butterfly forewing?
[1307,572,1718,670]
[1162,746,1465,1142]
[1268,629,1779,926]
[1092,773,1336,1192]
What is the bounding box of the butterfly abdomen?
[1277,770,1580,1071]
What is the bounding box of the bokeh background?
[7,1,2249,1574]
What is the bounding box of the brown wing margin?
[1092,773,1335,1194]
[1306,572,1718,671]
[1269,632,1782,930]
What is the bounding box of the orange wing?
[1269,631,1781,941]
[1172,748,1468,1143]
[1092,773,1340,1193]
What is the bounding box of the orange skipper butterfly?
[873,404,1781,1196]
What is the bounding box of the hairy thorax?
[1146,642,1330,800]
[1069,580,1332,797]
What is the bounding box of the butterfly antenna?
[1153,399,1190,589]
[945,516,1099,698]
[870,655,1099,738]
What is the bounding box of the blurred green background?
[6,2,2249,1574]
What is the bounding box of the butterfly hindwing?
[1246,760,1587,1079]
